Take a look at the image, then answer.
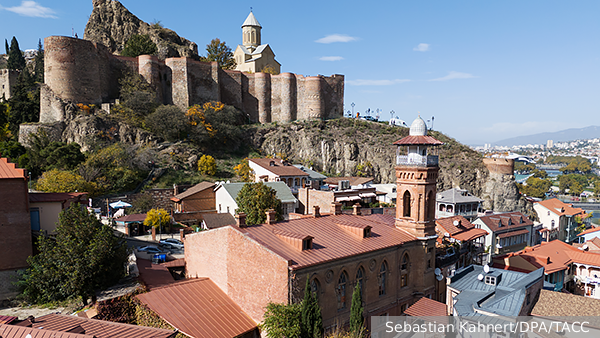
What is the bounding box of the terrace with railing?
[396,154,439,167]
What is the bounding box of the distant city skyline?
[1,0,598,145]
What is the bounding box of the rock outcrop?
[249,119,527,213]
[84,0,198,59]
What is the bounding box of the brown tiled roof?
[578,226,600,237]
[248,158,309,177]
[29,192,88,203]
[324,176,373,186]
[234,214,417,269]
[0,324,94,338]
[171,182,215,202]
[536,198,586,217]
[494,240,600,274]
[202,213,236,229]
[116,213,147,223]
[32,313,175,338]
[497,229,530,239]
[477,212,533,232]
[437,216,487,242]
[404,297,448,316]
[393,135,444,146]
[532,289,600,317]
[0,157,26,179]
[136,278,258,338]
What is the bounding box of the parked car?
[138,246,165,254]
[159,238,184,250]
[361,116,378,122]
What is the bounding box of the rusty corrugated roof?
[235,214,417,269]
[404,297,448,316]
[136,278,258,338]
[162,258,185,268]
[31,313,175,338]
[0,315,17,325]
[137,258,177,289]
[171,182,215,202]
[0,157,26,179]
[0,324,95,338]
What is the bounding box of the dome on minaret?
[409,116,427,136]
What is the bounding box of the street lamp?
[351,102,355,117]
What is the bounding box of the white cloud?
[428,71,477,82]
[413,43,430,52]
[347,79,411,86]
[1,1,57,18]
[315,34,358,44]
[319,56,344,61]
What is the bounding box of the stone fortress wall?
[41,36,344,124]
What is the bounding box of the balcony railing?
[396,155,439,167]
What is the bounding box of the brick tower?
[393,116,443,238]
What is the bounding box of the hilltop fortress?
[40,35,343,125]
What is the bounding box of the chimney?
[353,203,361,216]
[313,205,321,218]
[236,212,247,228]
[266,209,277,225]
[331,202,342,215]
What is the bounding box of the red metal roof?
[578,226,600,237]
[137,258,177,289]
[536,198,586,218]
[436,216,488,242]
[0,324,94,338]
[0,157,26,179]
[404,297,448,316]
[162,258,185,268]
[171,181,215,202]
[0,315,17,325]
[453,228,488,242]
[234,214,417,269]
[32,313,175,338]
[136,278,258,338]
[477,212,533,232]
[29,192,88,203]
[116,213,147,223]
[248,158,309,177]
[393,135,444,146]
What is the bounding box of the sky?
[1,0,599,145]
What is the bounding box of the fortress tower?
[393,116,444,238]
[234,12,281,74]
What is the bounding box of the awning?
[359,192,377,198]
[110,200,132,209]
[337,196,361,202]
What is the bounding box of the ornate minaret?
[393,116,443,238]
[242,11,262,52]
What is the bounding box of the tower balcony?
[396,154,439,167]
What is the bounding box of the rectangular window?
[401,274,407,287]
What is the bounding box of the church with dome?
[233,12,281,74]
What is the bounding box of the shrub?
[121,34,157,57]
[197,155,217,176]
[145,105,188,141]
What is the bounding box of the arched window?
[401,254,409,288]
[378,261,388,296]
[252,31,256,44]
[336,271,348,310]
[427,190,435,219]
[403,191,411,217]
[311,278,320,301]
[439,204,445,212]
[356,266,365,297]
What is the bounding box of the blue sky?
[1,0,599,145]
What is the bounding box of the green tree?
[34,39,44,82]
[130,192,154,214]
[144,208,171,231]
[7,36,25,71]
[235,182,282,225]
[19,206,129,305]
[233,157,254,182]
[301,277,323,338]
[349,283,364,336]
[121,34,158,57]
[517,176,552,199]
[4,39,9,55]
[261,302,302,338]
[200,38,236,70]
[6,69,39,135]
[197,154,217,176]
[145,105,188,141]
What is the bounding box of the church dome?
[409,116,427,136]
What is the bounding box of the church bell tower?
[393,116,443,238]
[242,11,262,52]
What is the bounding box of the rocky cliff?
[249,119,527,213]
[84,0,198,59]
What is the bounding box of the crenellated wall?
[40,36,344,124]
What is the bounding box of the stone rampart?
[0,69,19,100]
[40,36,344,124]
[483,158,515,176]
